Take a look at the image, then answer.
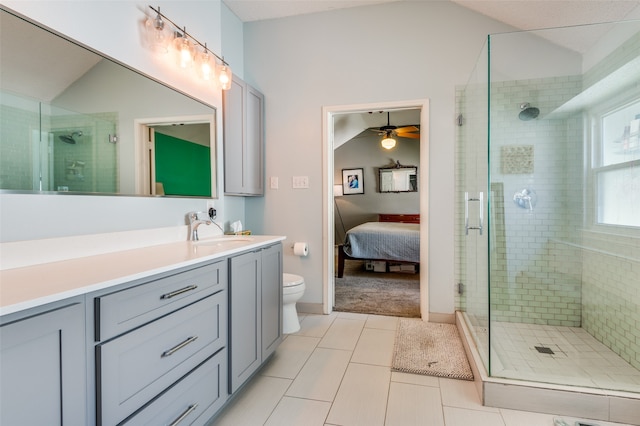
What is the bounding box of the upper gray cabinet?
[223,75,264,196]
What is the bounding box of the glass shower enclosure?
[456,20,640,397]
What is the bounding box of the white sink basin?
[193,236,253,246]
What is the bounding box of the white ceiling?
[223,0,640,52]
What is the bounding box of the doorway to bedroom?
[322,100,429,319]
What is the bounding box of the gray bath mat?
[392,319,474,381]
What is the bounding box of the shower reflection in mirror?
[379,162,417,192]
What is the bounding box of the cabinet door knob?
[161,336,198,358]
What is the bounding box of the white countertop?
[0,235,285,317]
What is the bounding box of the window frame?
[587,90,640,236]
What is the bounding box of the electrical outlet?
[206,200,214,210]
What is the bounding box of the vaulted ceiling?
[223,0,640,53]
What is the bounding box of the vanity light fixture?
[197,44,214,81]
[144,6,171,53]
[217,64,233,90]
[174,29,194,69]
[146,5,232,90]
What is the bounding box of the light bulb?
[174,33,194,68]
[145,12,170,53]
[381,137,396,149]
[218,64,233,90]
[198,50,213,81]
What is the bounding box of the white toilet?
[282,273,305,334]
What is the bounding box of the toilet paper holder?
[292,242,309,256]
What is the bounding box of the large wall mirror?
[379,163,417,192]
[0,8,217,198]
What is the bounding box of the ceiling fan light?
[381,137,396,149]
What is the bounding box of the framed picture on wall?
[342,168,364,195]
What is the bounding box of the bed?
[337,214,420,278]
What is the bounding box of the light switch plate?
[292,176,309,189]
[270,176,279,189]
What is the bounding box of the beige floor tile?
[326,363,391,426]
[295,313,337,338]
[337,311,369,320]
[285,347,351,401]
[443,407,506,426]
[261,335,320,379]
[319,317,366,351]
[386,382,445,426]
[440,378,499,412]
[351,327,395,367]
[264,396,331,426]
[391,371,440,388]
[365,314,399,330]
[212,375,291,426]
[500,408,558,426]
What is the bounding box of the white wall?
[240,1,516,314]
[0,1,244,242]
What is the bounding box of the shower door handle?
[465,192,483,236]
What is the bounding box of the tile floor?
[211,312,634,426]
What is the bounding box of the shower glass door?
[457,39,490,372]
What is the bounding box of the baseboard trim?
[297,302,324,315]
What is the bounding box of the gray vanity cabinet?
[261,243,283,360]
[228,243,282,393]
[223,75,264,196]
[93,260,228,426]
[0,298,86,426]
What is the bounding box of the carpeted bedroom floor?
[334,259,420,318]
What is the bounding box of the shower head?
[518,103,539,121]
[58,131,83,144]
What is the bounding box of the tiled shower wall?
[0,102,39,190]
[0,94,118,193]
[580,232,640,370]
[487,75,585,327]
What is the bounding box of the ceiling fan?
[369,112,420,140]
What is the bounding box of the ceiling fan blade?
[395,125,419,133]
[396,132,420,139]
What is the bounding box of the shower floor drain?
[535,346,555,355]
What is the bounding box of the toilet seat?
[283,273,304,288]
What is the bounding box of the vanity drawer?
[96,260,226,341]
[96,292,227,426]
[121,349,227,425]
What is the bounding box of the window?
[592,97,640,228]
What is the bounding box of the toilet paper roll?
[293,242,309,257]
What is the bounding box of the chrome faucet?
[188,211,211,241]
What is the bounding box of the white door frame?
[321,99,430,319]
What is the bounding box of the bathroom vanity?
[0,235,284,425]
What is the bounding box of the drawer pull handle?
[160,285,198,300]
[161,336,198,358]
[168,403,199,426]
